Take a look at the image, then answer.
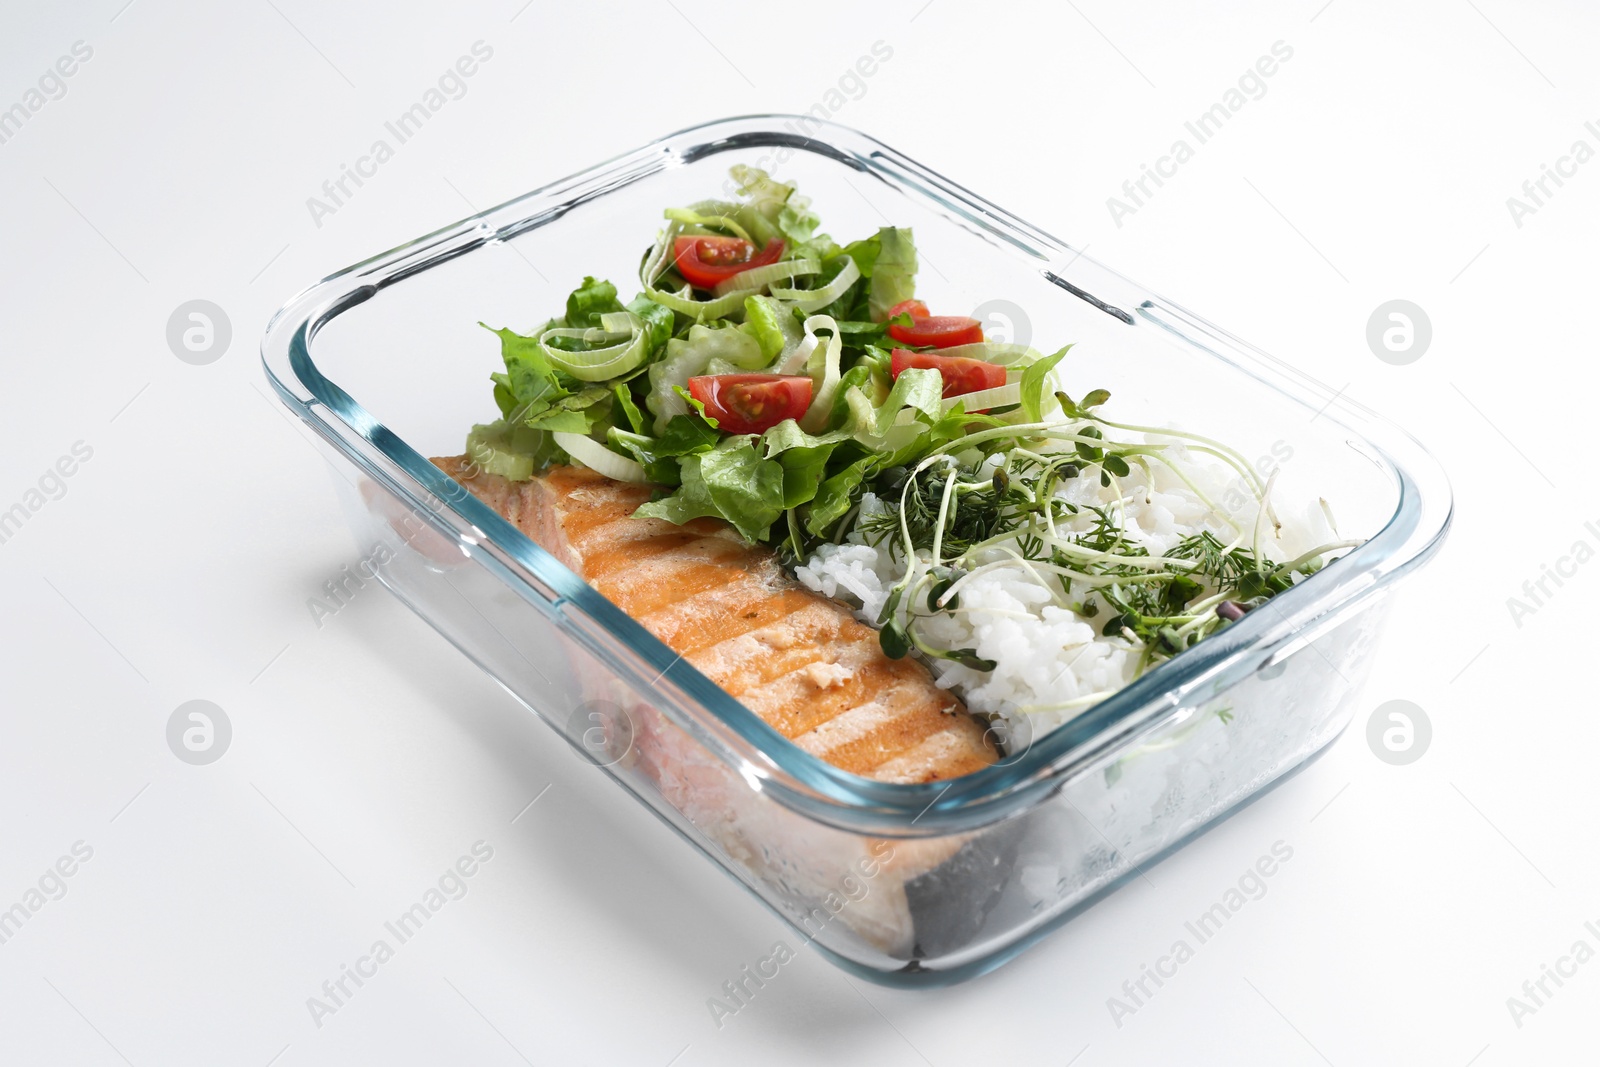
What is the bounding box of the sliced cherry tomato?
[885,299,930,321]
[891,349,1006,399]
[671,235,785,290]
[887,308,984,348]
[687,374,814,435]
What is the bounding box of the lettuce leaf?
[827,362,880,430]
[487,276,668,427]
[805,456,876,536]
[758,420,849,508]
[490,372,517,419]
[740,294,790,363]
[626,292,675,356]
[611,383,646,434]
[820,227,915,322]
[632,458,722,526]
[564,276,625,330]
[488,325,573,419]
[729,165,822,247]
[698,437,787,541]
[604,405,722,488]
[1020,344,1071,423]
[867,227,918,320]
[637,435,787,542]
[827,365,943,448]
[832,318,896,347]
[523,385,612,433]
[871,366,943,435]
[840,235,881,280]
[655,411,722,456]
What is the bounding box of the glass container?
[261,116,1450,986]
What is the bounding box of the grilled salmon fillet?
[432,458,996,782]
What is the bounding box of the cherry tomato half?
[885,299,930,321]
[687,374,814,435]
[890,349,1006,399]
[887,303,985,348]
[672,235,786,290]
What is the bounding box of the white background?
[0,1,1594,1064]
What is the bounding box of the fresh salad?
[466,166,1355,739]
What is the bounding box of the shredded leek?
[929,341,1043,367]
[771,256,861,313]
[645,283,756,320]
[711,258,820,298]
[663,207,753,243]
[941,381,1021,412]
[553,431,648,483]
[536,311,650,382]
[798,315,845,433]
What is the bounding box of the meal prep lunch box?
[261,116,1450,986]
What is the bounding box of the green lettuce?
[523,386,612,434]
[655,410,722,456]
[729,165,823,249]
[490,326,568,417]
[740,294,791,362]
[1020,344,1072,423]
[820,227,916,322]
[636,435,787,542]
[868,227,918,320]
[564,276,625,329]
[627,293,675,355]
[805,456,876,537]
[465,166,1071,564]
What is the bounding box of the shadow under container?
[261,116,1451,986]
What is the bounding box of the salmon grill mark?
[432,458,998,781]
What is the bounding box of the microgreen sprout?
[858,397,1356,679]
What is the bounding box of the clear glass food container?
[261,116,1450,986]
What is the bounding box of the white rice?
[795,433,1338,753]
